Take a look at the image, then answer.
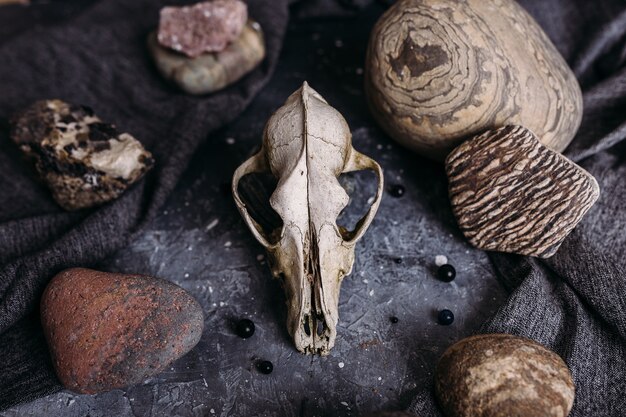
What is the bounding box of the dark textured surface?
[0,0,625,417]
[41,268,204,394]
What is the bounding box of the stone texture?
[446,125,599,258]
[10,100,154,210]
[435,334,575,417]
[40,268,204,394]
[365,0,582,160]
[158,0,247,58]
[149,20,265,95]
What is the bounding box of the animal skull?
[232,82,384,355]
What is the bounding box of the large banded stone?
[10,100,154,210]
[365,0,582,161]
[435,334,575,417]
[445,125,599,258]
[40,268,204,394]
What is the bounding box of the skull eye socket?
[237,172,283,244]
[337,170,379,240]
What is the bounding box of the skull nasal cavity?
[389,37,448,79]
[316,319,325,336]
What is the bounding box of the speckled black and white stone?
[11,100,154,210]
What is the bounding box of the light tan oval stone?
[148,20,265,95]
[365,0,583,160]
[435,334,575,417]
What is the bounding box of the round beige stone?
[148,20,265,95]
[435,334,575,417]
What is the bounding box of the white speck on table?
[206,218,219,231]
[435,255,448,266]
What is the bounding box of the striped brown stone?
[435,334,575,417]
[446,125,599,258]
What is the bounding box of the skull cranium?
[232,82,383,355]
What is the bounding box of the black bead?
[235,318,255,339]
[390,316,399,324]
[394,257,403,264]
[257,360,273,374]
[437,264,456,282]
[437,309,454,325]
[388,184,405,198]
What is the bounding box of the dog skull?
[232,82,383,355]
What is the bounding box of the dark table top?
[1,2,507,416]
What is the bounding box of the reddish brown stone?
[158,0,248,58]
[40,268,204,394]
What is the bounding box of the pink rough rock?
[158,0,248,58]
